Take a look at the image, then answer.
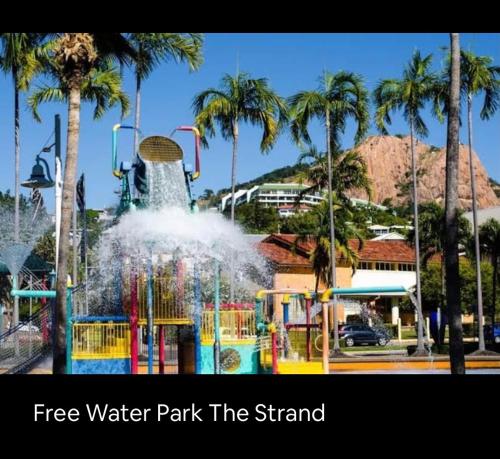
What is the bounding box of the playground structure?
[3,123,281,374]
[2,119,428,374]
[5,121,500,374]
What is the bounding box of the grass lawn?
[401,327,417,340]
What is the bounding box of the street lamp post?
[21,115,62,273]
[54,115,62,273]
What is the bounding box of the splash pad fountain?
[7,122,498,374]
[66,124,278,374]
[0,205,52,372]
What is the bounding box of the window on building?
[398,263,416,271]
[359,261,372,270]
[375,262,393,271]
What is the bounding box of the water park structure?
[2,119,500,375]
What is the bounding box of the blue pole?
[10,290,56,299]
[66,288,73,374]
[193,265,202,374]
[49,270,56,354]
[147,256,154,374]
[115,260,123,315]
[283,303,289,325]
[325,285,408,297]
[213,260,221,374]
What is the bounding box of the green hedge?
[462,323,477,338]
[384,324,398,339]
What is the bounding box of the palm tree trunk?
[229,121,239,303]
[132,74,142,200]
[14,76,20,243]
[445,33,465,374]
[133,74,141,160]
[13,72,20,329]
[438,258,446,347]
[230,122,239,224]
[409,117,425,354]
[492,255,498,340]
[120,62,125,122]
[467,93,486,352]
[54,86,81,375]
[325,112,340,354]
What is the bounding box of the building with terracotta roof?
[258,234,418,324]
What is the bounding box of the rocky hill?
[210,135,499,211]
[348,135,499,210]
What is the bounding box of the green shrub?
[462,323,477,338]
[384,324,398,339]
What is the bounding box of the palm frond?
[28,85,65,122]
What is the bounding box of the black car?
[337,324,390,347]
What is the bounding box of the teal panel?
[200,343,258,374]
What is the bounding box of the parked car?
[484,323,500,344]
[337,324,390,347]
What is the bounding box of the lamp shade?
[21,163,54,189]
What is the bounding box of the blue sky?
[1,33,499,213]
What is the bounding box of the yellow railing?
[72,323,130,359]
[202,310,256,342]
[286,327,322,359]
[137,274,192,325]
[260,344,273,370]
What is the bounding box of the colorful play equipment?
[69,122,273,374]
[254,286,415,374]
[111,123,201,215]
[6,117,421,375]
[319,285,410,373]
[255,289,324,375]
[67,124,205,374]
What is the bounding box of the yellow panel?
[138,318,193,326]
[72,324,130,359]
[201,339,257,346]
[201,310,256,341]
[138,274,191,323]
[278,361,323,374]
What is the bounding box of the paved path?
[333,368,500,374]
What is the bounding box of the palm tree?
[296,145,372,204]
[289,70,369,355]
[193,72,288,223]
[295,198,364,294]
[129,33,203,155]
[445,33,465,374]
[459,51,500,353]
[374,51,442,355]
[479,219,500,340]
[28,60,130,121]
[36,33,135,374]
[0,34,43,243]
[407,202,471,342]
[193,72,287,301]
[0,33,46,332]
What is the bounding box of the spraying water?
[145,160,189,210]
[0,205,51,276]
[82,156,271,316]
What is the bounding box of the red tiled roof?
[258,240,311,267]
[352,239,415,263]
[258,234,417,266]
